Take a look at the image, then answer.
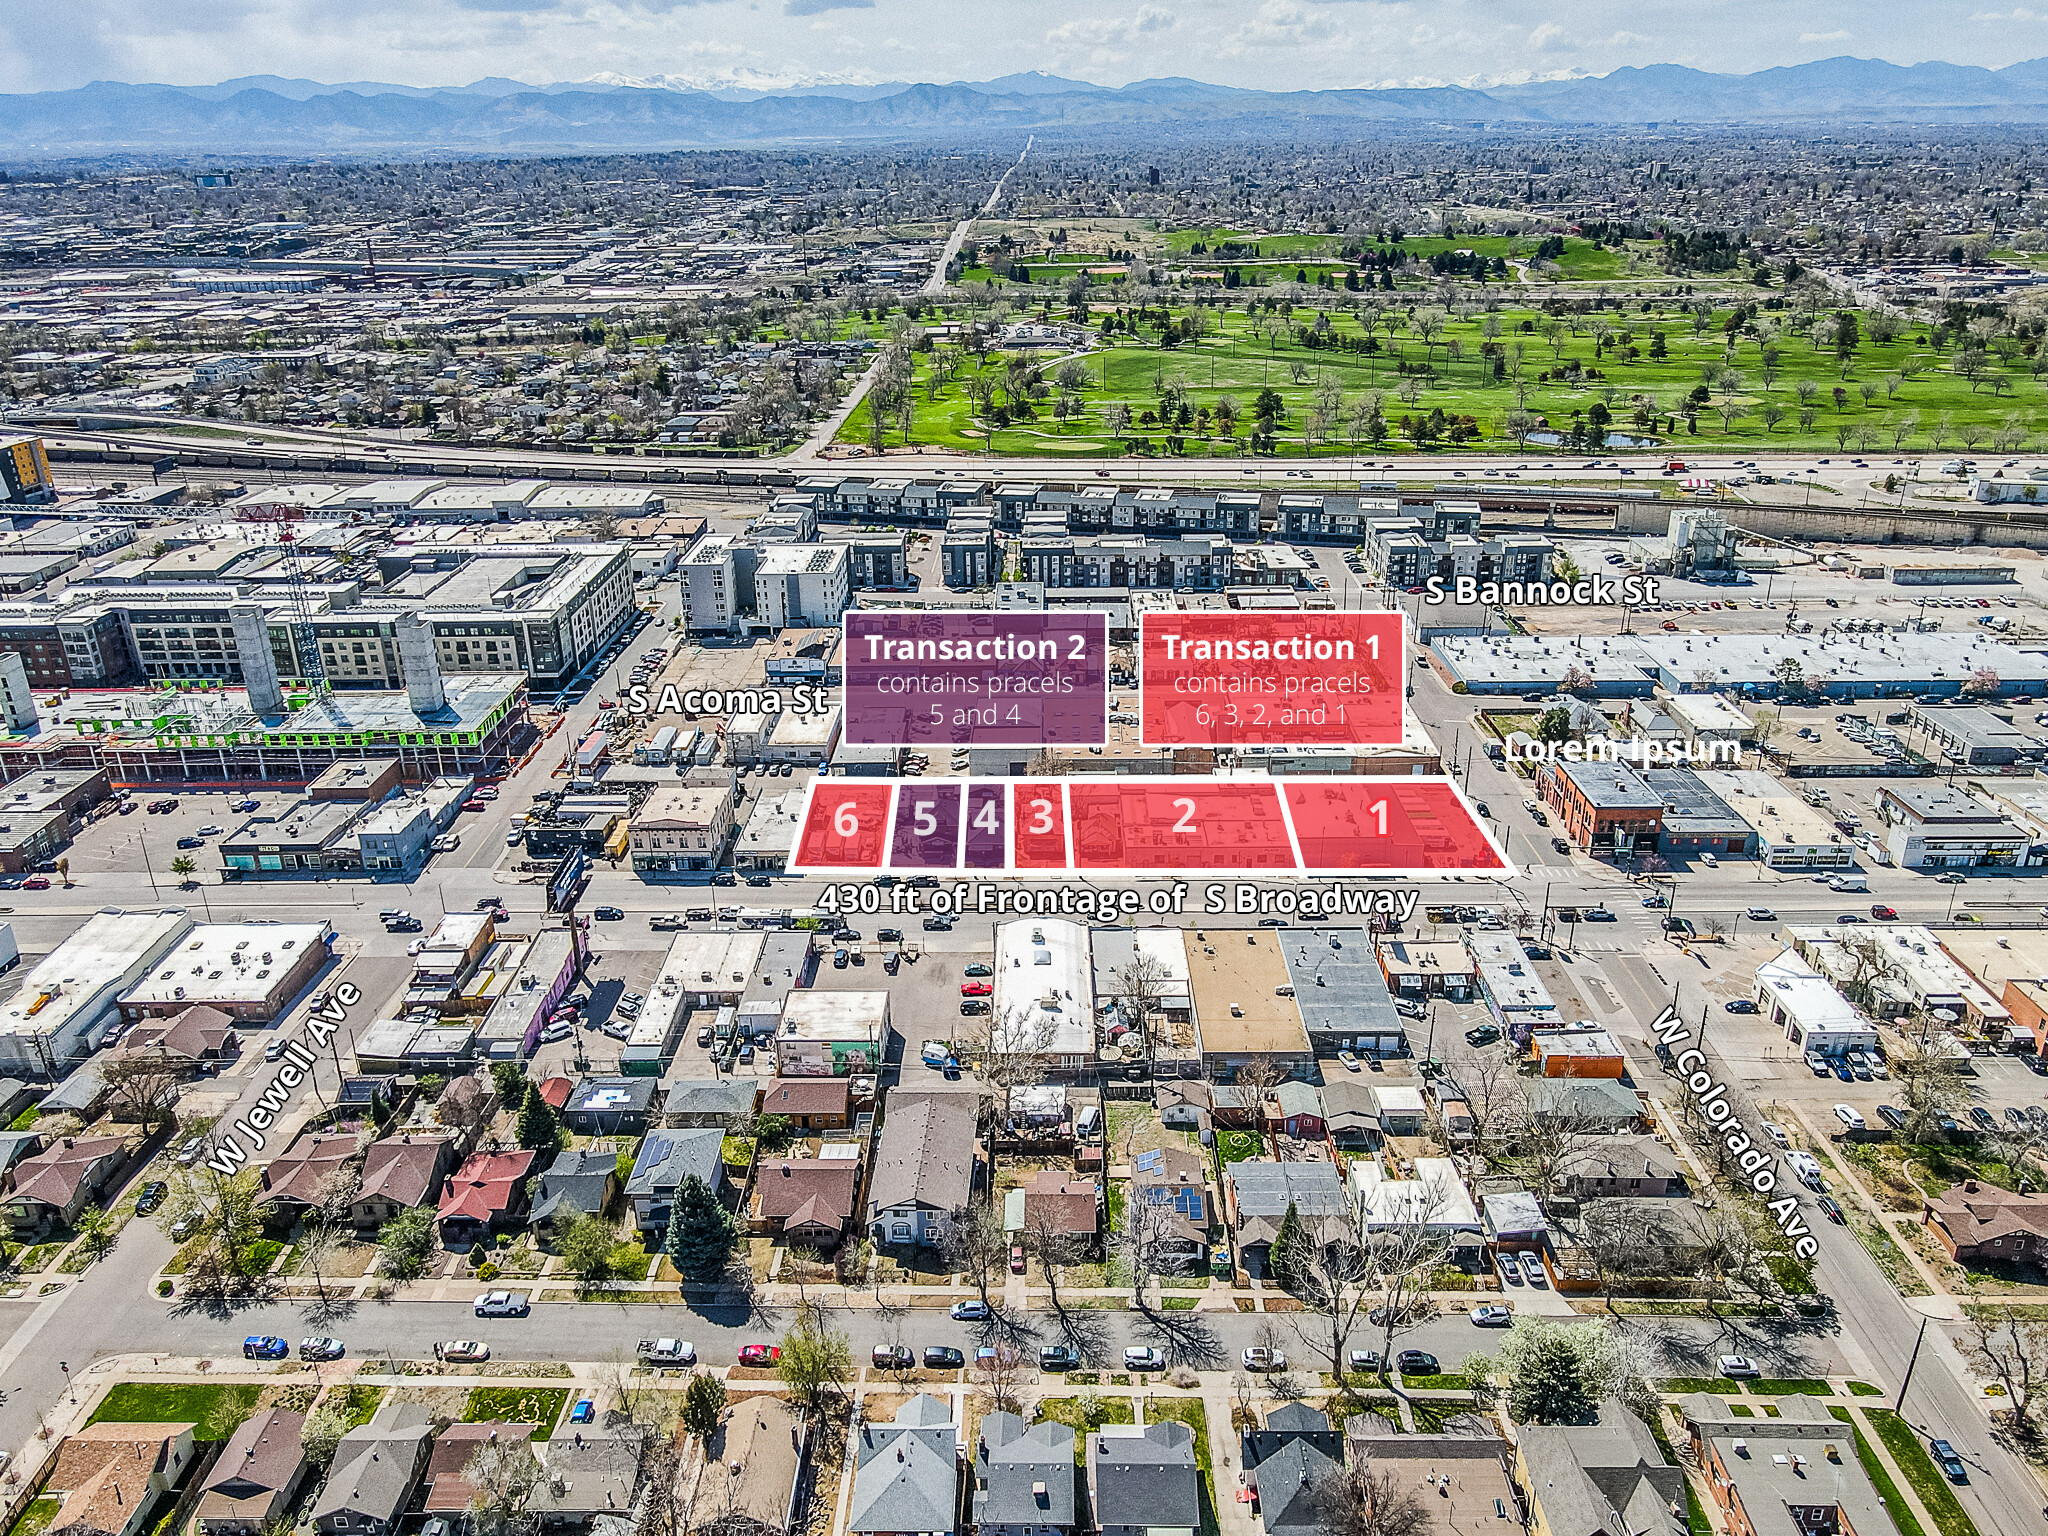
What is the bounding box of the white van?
[1826,873,1869,893]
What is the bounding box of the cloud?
[1222,0,1347,55]
[1528,21,1565,49]
[1798,29,1851,41]
[1047,4,1176,49]
[1971,5,2037,16]
[785,0,871,13]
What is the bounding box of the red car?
[960,981,992,997]
[737,1344,781,1367]
[21,876,49,890]
[1870,904,1898,921]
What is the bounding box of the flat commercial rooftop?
[120,922,330,1008]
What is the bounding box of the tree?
[939,1201,1009,1306]
[1893,1039,1975,1141]
[1468,1317,1657,1425]
[1311,1460,1431,1536]
[100,1053,187,1133]
[169,855,198,879]
[560,1212,622,1288]
[1115,1184,1187,1303]
[464,1435,543,1536]
[1278,1212,1374,1376]
[1030,1207,1085,1318]
[664,1175,734,1281]
[1536,707,1572,744]
[1112,950,1173,1074]
[1748,707,1782,755]
[680,1373,727,1441]
[1965,667,2001,697]
[1558,664,1594,696]
[301,1402,352,1464]
[517,1083,560,1151]
[774,1315,853,1410]
[1269,1202,1304,1289]
[377,1206,438,1280]
[1963,1311,2048,1428]
[1500,1325,1596,1423]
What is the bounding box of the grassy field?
[3,1497,58,1536]
[88,1382,245,1428]
[838,290,2048,458]
[463,1386,571,1441]
[1866,1409,1981,1536]
[1033,1395,1135,1461]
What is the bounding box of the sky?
[9,0,2048,97]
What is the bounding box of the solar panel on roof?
[1134,1150,1164,1174]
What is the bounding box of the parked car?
[1464,1024,1502,1047]
[592,906,625,921]
[1470,1305,1513,1327]
[1519,1252,1548,1286]
[1818,1195,1846,1224]
[1395,1350,1440,1375]
[872,1345,914,1371]
[923,1345,966,1369]
[1717,1354,1760,1379]
[1347,1350,1383,1374]
[1760,1121,1790,1148]
[736,1344,781,1366]
[1010,1244,1026,1274]
[1744,907,1776,921]
[1833,1104,1866,1131]
[949,1300,991,1322]
[243,1336,289,1360]
[1724,999,1758,1014]
[960,981,992,997]
[176,836,204,849]
[963,963,994,977]
[1040,1344,1082,1370]
[1496,1254,1522,1287]
[436,1341,490,1363]
[1123,1347,1167,1370]
[569,1399,596,1425]
[1242,1347,1286,1371]
[197,825,224,837]
[299,1337,345,1361]
[1929,1439,1968,1482]
[135,1180,168,1215]
[474,1291,530,1317]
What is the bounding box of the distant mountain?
[15,56,2048,158]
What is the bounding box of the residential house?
[1678,1393,1900,1536]
[117,1004,241,1070]
[758,1077,850,1130]
[710,1395,810,1536]
[663,1078,757,1128]
[311,1403,433,1536]
[348,1134,455,1232]
[1224,1161,1347,1276]
[0,1128,42,1182]
[1340,1427,1516,1536]
[625,1127,727,1235]
[2,1134,128,1233]
[437,1148,538,1244]
[1926,1178,2048,1264]
[1261,1083,1326,1141]
[1529,1078,1645,1133]
[1086,1424,1200,1536]
[867,1090,980,1248]
[424,1422,536,1514]
[1153,1082,1210,1136]
[46,1423,199,1536]
[1572,1198,1710,1278]
[849,1395,960,1536]
[1350,1158,1485,1267]
[752,1157,861,1248]
[1511,1402,1685,1536]
[1367,1085,1426,1137]
[527,1428,646,1528]
[1556,1135,1685,1200]
[434,1073,499,1151]
[255,1132,360,1227]
[1128,1146,1210,1262]
[196,1408,310,1536]
[529,1147,621,1235]
[1318,1081,1378,1148]
[560,1076,659,1136]
[974,1413,1075,1536]
[0,1078,39,1126]
[1020,1169,1101,1249]
[1241,1406,1343,1536]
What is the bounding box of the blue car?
[242,1335,289,1360]
[569,1398,596,1425]
[1833,1061,1855,1082]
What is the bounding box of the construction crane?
[234,502,326,695]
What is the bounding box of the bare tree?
[1964,1311,2048,1429]
[1893,1038,1975,1141]
[1115,1188,1187,1306]
[1312,1461,1431,1536]
[1112,950,1172,1076]
[1030,1207,1085,1319]
[465,1436,544,1536]
[100,1053,188,1134]
[1279,1213,1375,1376]
[960,1001,1058,1183]
[938,1201,1009,1308]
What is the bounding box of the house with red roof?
[437,1148,538,1244]
[2,1134,129,1233]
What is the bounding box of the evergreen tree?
[665,1174,735,1280]
[516,1082,558,1151]
[1269,1200,1302,1288]
[1503,1327,1598,1424]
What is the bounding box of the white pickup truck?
[638,1338,697,1365]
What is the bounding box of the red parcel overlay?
[1139,612,1404,748]
[786,776,1510,877]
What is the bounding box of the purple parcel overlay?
[964,783,1007,868]
[844,613,1107,746]
[891,781,962,868]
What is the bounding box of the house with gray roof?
[530,1147,621,1234]
[664,1077,758,1127]
[1529,1078,1644,1132]
[561,1076,659,1135]
[197,1406,310,1536]
[850,1394,959,1536]
[1512,1402,1685,1536]
[1556,1133,1686,1199]
[1224,1160,1347,1274]
[310,1402,432,1536]
[1676,1394,1897,1536]
[867,1090,979,1247]
[1241,1406,1342,1536]
[1087,1423,1200,1536]
[528,1427,646,1528]
[625,1127,728,1235]
[974,1413,1075,1536]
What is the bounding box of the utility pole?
[1896,1317,1930,1418]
